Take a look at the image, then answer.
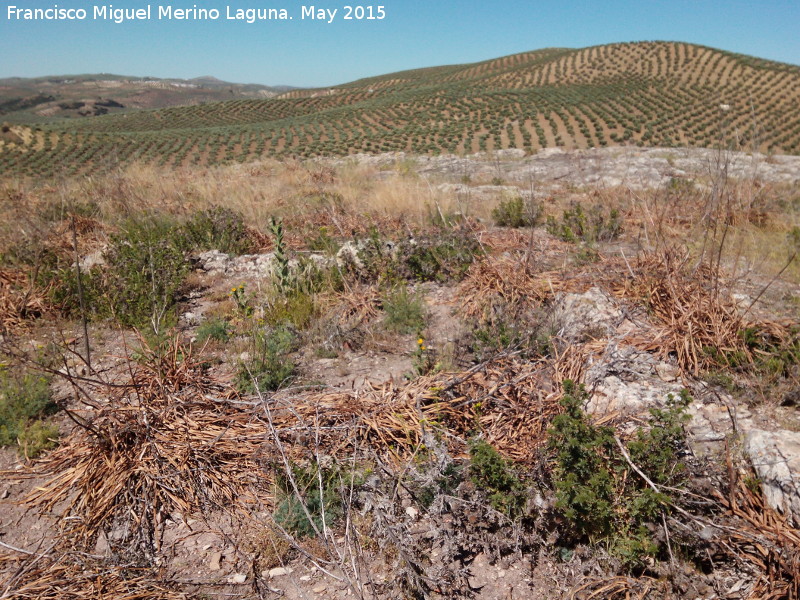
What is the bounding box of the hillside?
[2,41,800,177]
[0,73,294,122]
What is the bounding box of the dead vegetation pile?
[25,339,269,558]
[0,270,47,333]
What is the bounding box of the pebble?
[208,551,222,571]
[229,573,247,584]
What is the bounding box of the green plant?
[546,203,622,243]
[236,324,296,394]
[102,217,189,333]
[264,290,316,330]
[230,284,254,318]
[403,235,480,283]
[273,461,362,538]
[468,439,526,518]
[548,381,690,567]
[383,285,426,334]
[177,206,255,255]
[411,336,439,377]
[492,196,542,228]
[0,365,57,456]
[270,217,291,294]
[196,317,232,344]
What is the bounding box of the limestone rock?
[745,428,800,523]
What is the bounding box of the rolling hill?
[0,73,294,122]
[2,41,800,178]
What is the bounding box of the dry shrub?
[269,353,561,464]
[611,249,796,376]
[713,472,800,600]
[457,256,559,324]
[26,337,270,558]
[0,556,184,600]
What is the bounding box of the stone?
[268,566,293,578]
[744,428,800,523]
[208,551,222,571]
[228,573,247,584]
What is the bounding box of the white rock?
[745,429,800,523]
[228,573,247,584]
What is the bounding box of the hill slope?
[0,73,294,122]
[2,42,800,177]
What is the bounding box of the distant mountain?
[2,42,800,177]
[0,74,298,122]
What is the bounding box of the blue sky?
[1,0,798,87]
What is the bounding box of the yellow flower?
[417,338,424,345]
[420,345,426,351]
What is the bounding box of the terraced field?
[2,41,800,177]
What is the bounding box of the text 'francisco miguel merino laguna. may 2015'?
[6,4,386,24]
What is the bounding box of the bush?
[546,202,622,243]
[177,206,256,256]
[103,218,189,332]
[492,196,542,228]
[403,235,480,283]
[548,381,690,567]
[273,462,347,538]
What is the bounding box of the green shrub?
[468,439,526,518]
[17,420,59,458]
[492,196,542,228]
[196,318,232,344]
[548,381,690,567]
[403,235,480,283]
[236,325,296,394]
[177,206,256,255]
[103,218,189,332]
[383,285,426,334]
[546,202,622,243]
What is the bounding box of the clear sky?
[1,0,799,87]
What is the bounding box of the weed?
[270,217,291,294]
[546,202,622,243]
[96,217,188,333]
[17,420,59,459]
[403,235,480,283]
[411,336,439,377]
[307,225,339,255]
[273,461,362,538]
[383,285,426,334]
[264,290,316,330]
[229,284,254,318]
